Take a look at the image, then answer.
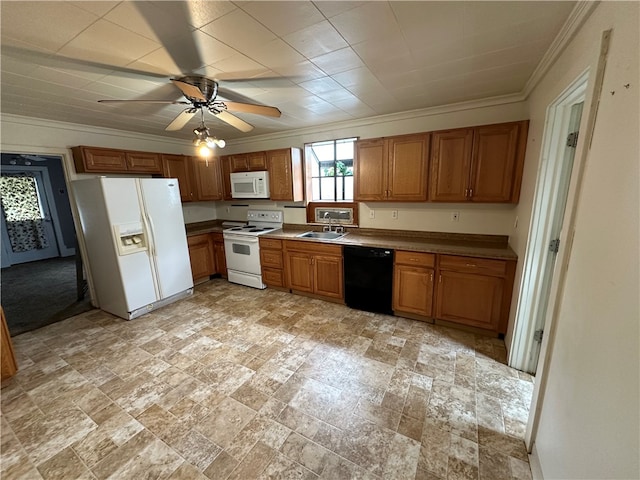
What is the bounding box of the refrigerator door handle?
[143,212,162,299]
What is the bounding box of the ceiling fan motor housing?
[176,76,218,103]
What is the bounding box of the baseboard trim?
[529,443,544,480]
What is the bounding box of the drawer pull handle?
[465,263,477,267]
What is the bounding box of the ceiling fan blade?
[225,102,281,118]
[98,100,190,104]
[165,110,196,131]
[171,79,206,101]
[213,111,254,133]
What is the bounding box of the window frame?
[304,137,357,202]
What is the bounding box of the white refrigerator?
[73,177,193,320]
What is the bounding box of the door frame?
[1,163,74,259]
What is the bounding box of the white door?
[0,171,59,264]
[139,178,193,299]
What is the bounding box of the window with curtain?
[305,138,356,201]
[0,174,49,252]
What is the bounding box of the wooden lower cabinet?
[259,238,284,287]
[434,254,516,334]
[393,251,435,318]
[211,233,227,278]
[1,307,17,380]
[187,234,215,283]
[283,240,343,300]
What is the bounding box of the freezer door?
[139,178,193,298]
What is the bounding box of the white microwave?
[230,171,270,199]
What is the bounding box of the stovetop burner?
[222,210,283,237]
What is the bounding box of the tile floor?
[1,279,534,479]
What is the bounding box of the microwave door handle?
[254,177,260,194]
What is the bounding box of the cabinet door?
[1,307,17,380]
[193,156,223,201]
[286,252,314,293]
[435,271,504,330]
[212,239,227,278]
[314,255,343,299]
[354,138,387,201]
[220,155,233,200]
[429,129,473,202]
[387,134,429,201]
[74,147,127,172]
[393,265,434,316]
[162,154,193,202]
[247,151,268,171]
[125,152,162,173]
[230,154,248,172]
[469,123,519,202]
[187,234,215,281]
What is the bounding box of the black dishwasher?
[344,245,394,314]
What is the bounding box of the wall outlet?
[451,211,460,222]
[369,209,375,219]
[391,210,398,219]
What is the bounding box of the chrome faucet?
[323,211,333,232]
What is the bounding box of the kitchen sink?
[296,231,347,240]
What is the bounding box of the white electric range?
[223,209,283,289]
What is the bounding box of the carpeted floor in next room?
[1,256,93,336]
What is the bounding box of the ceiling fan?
[98,75,282,134]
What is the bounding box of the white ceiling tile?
[248,39,306,70]
[283,20,348,59]
[58,20,161,68]
[391,2,465,48]
[311,48,364,76]
[200,9,277,54]
[313,1,366,18]
[328,2,401,45]
[299,76,345,95]
[183,0,238,28]
[103,2,169,41]
[69,1,119,17]
[194,31,238,66]
[1,1,99,52]
[29,66,97,89]
[271,61,327,83]
[239,1,325,36]
[128,48,182,77]
[209,53,268,77]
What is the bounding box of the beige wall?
[515,2,639,478]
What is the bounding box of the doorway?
[509,72,588,374]
[0,153,91,335]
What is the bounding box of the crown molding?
[0,113,190,148]
[522,1,600,98]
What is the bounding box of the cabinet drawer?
[395,251,435,268]
[260,249,283,269]
[284,240,342,256]
[259,238,282,250]
[263,267,284,287]
[438,255,507,276]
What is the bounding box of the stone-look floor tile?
[510,456,533,480]
[1,280,533,480]
[203,450,238,480]
[227,441,276,480]
[259,452,318,479]
[196,397,256,449]
[36,447,90,479]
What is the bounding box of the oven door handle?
[223,233,260,243]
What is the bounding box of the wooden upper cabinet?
[72,146,163,174]
[72,146,127,173]
[193,155,223,201]
[387,133,430,201]
[470,122,521,202]
[229,152,267,172]
[354,138,388,201]
[354,134,429,201]
[125,151,162,173]
[268,148,303,201]
[429,129,474,202]
[429,121,528,203]
[162,154,193,202]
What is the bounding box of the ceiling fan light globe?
[197,144,212,157]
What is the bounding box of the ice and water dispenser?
[113,222,147,255]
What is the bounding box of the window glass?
[305,138,356,201]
